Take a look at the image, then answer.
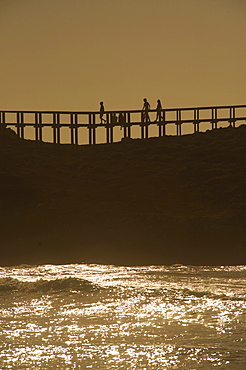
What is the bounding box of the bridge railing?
[1,104,246,144]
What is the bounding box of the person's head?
[157,99,160,103]
[100,101,103,105]
[143,98,147,102]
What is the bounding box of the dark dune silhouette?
[0,126,246,266]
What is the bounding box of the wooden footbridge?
[1,104,246,145]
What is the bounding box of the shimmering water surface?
[0,264,245,369]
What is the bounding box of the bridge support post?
[20,112,24,139]
[127,126,131,138]
[177,123,182,136]
[158,110,166,137]
[16,112,25,139]
[74,114,78,145]
[52,113,60,144]
[229,107,236,128]
[110,125,114,143]
[57,114,60,144]
[123,113,131,139]
[52,113,61,144]
[88,114,96,145]
[53,113,57,143]
[108,113,115,143]
[141,124,145,139]
[145,124,149,138]
[176,110,182,136]
[127,113,131,138]
[88,114,92,145]
[123,124,127,139]
[193,109,200,133]
[140,123,149,139]
[158,123,166,136]
[92,114,96,144]
[106,113,110,143]
[70,113,78,145]
[70,114,74,144]
[16,113,21,138]
[35,113,39,141]
[0,111,6,129]
[211,108,218,130]
[140,111,149,138]
[39,113,43,141]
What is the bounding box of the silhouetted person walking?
[119,112,126,130]
[111,112,117,124]
[142,98,150,122]
[100,101,106,124]
[155,99,163,121]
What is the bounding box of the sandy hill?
[0,126,246,266]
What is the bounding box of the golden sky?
[1,0,246,112]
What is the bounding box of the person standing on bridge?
[100,101,106,124]
[155,99,163,121]
[142,98,151,123]
[119,112,125,129]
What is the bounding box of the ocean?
[0,264,245,369]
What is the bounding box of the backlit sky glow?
[1,0,246,112]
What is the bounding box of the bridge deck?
[1,104,246,144]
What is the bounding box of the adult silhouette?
[155,99,163,121]
[100,102,106,123]
[111,112,117,124]
[119,112,125,127]
[142,98,150,122]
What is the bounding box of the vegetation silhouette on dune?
[0,125,246,266]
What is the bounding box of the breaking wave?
[0,277,99,293]
[182,288,245,301]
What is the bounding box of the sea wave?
[182,288,245,301]
[0,277,99,293]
